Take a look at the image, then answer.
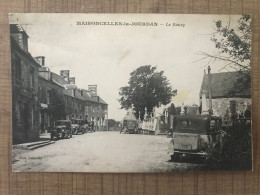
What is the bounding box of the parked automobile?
[51,120,72,140]
[120,119,138,134]
[71,119,87,134]
[168,115,226,161]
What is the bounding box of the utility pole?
[208,66,213,115]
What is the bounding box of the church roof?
[200,71,251,98]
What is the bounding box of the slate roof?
[99,97,108,105]
[51,72,68,85]
[80,90,107,104]
[81,90,93,101]
[10,36,41,67]
[10,24,29,38]
[42,71,108,104]
[75,90,85,101]
[200,71,251,98]
[63,89,74,97]
[64,84,77,90]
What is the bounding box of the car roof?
[56,120,71,122]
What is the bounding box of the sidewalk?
[13,132,54,150]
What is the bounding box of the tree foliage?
[199,15,251,95]
[205,15,251,71]
[207,121,252,171]
[119,65,177,119]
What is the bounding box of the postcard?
[9,13,252,172]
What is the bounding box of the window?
[46,90,50,104]
[14,57,22,81]
[30,70,34,87]
[182,121,188,128]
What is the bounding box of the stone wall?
[11,41,40,144]
[205,97,251,118]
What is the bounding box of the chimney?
[69,77,75,84]
[60,70,70,82]
[201,90,209,115]
[34,56,45,66]
[88,85,97,96]
[208,66,213,115]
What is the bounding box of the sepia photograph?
[9,13,252,172]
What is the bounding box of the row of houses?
[10,24,108,144]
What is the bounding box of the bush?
[207,120,252,170]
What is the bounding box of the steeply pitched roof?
[80,90,107,104]
[10,24,29,38]
[64,84,77,90]
[81,90,93,101]
[200,71,251,98]
[75,90,85,101]
[10,36,41,67]
[63,89,74,97]
[51,72,68,85]
[99,97,108,105]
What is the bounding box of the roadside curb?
[13,140,55,150]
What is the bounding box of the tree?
[119,65,177,120]
[198,15,251,94]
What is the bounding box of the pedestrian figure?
[120,120,127,133]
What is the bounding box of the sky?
[9,13,242,121]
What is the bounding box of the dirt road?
[13,131,205,172]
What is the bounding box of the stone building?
[10,24,41,143]
[63,85,85,120]
[37,58,65,133]
[200,70,251,119]
[52,70,108,129]
[81,89,108,130]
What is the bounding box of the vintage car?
[51,120,72,139]
[168,115,226,161]
[71,119,87,135]
[120,119,138,134]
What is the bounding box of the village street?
[12,131,205,172]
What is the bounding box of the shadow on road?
[167,156,206,164]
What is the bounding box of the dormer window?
[10,24,29,52]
